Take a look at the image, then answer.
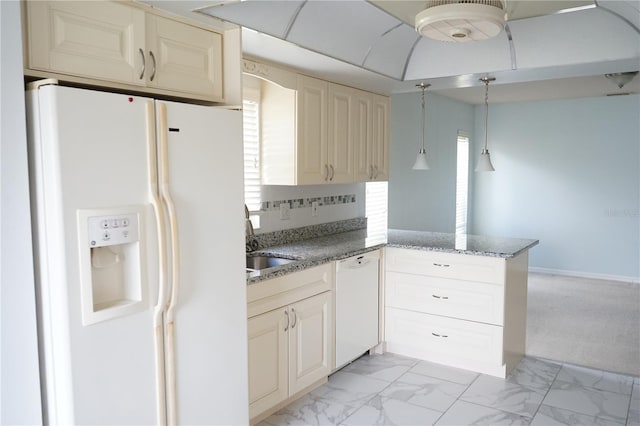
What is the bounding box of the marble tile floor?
[258,353,640,426]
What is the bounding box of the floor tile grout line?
[526,359,565,423]
[431,370,481,425]
[536,362,630,425]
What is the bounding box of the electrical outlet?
[279,203,290,220]
[311,201,319,217]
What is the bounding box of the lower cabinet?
[246,265,333,421]
[384,247,529,378]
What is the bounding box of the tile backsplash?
[254,184,365,234]
[260,194,357,211]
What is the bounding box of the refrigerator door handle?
[146,100,169,426]
[157,102,180,426]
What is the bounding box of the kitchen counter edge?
[246,229,539,284]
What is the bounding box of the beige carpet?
[526,272,640,377]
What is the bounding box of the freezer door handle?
[158,102,180,425]
[146,100,168,426]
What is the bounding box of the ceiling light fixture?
[475,77,496,172]
[604,71,638,89]
[412,83,431,170]
[415,0,506,43]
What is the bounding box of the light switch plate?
[311,201,319,217]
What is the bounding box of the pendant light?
[412,83,431,170]
[475,76,496,172]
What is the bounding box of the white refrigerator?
[26,82,249,425]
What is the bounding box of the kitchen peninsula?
[245,222,538,420]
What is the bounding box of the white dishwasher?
[335,250,380,369]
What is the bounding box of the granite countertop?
[246,228,538,284]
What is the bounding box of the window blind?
[455,132,469,235]
[242,99,261,213]
[366,181,388,234]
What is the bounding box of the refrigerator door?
[27,85,158,425]
[157,100,249,425]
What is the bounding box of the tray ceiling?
[139,0,640,100]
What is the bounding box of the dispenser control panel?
[87,213,139,248]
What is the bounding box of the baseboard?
[529,267,639,284]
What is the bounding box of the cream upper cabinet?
[355,92,390,181]
[371,94,390,181]
[25,1,146,86]
[296,75,329,185]
[24,1,224,102]
[326,83,356,184]
[145,15,223,100]
[245,59,389,185]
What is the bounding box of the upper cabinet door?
[26,1,146,86]
[354,91,373,182]
[327,84,355,184]
[371,94,390,181]
[146,15,223,100]
[296,75,328,185]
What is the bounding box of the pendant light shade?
[413,149,429,169]
[412,83,431,170]
[475,149,495,171]
[475,76,496,172]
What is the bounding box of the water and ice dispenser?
[78,207,147,325]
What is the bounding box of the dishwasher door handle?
[349,259,371,268]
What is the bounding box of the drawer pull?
[432,294,449,300]
[433,263,450,268]
[431,332,448,338]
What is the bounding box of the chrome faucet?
[245,204,254,237]
[245,205,258,252]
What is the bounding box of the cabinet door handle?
[138,48,146,80]
[432,332,449,338]
[149,50,157,82]
[290,308,297,329]
[324,164,329,181]
[369,165,374,180]
[374,165,379,179]
[432,294,449,300]
[284,310,289,332]
[433,263,450,268]
[329,165,335,181]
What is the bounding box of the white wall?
[0,0,43,423]
[471,95,640,281]
[388,91,475,232]
[256,183,365,233]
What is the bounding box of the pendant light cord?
[479,76,495,153]
[421,86,426,152]
[416,82,430,154]
[483,79,489,152]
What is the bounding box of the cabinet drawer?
[386,272,504,325]
[385,307,503,372]
[385,248,505,284]
[247,263,333,318]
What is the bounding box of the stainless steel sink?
[246,255,297,271]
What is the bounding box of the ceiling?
[139,0,640,103]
